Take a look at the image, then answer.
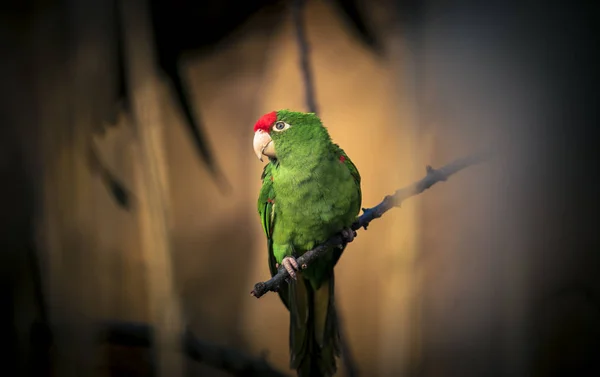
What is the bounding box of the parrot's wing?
[333,143,362,210]
[330,144,362,266]
[258,161,290,310]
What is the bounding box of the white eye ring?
[272,121,291,132]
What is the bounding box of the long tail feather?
[289,272,340,377]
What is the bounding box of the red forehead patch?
[254,111,277,133]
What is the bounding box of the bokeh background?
[1,0,598,376]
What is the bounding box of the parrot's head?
[252,109,330,163]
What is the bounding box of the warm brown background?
[2,0,599,377]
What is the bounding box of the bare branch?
[291,1,358,374]
[251,151,489,298]
[100,321,290,377]
[292,0,318,114]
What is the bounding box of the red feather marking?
[267,198,274,203]
[254,111,277,133]
[339,155,346,163]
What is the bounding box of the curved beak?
[253,129,276,161]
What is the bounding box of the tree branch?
[251,151,489,298]
[292,1,358,374]
[100,321,290,377]
[292,0,318,114]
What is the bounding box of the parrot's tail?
[289,272,341,377]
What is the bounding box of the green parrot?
[253,110,362,377]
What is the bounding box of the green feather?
[256,110,361,377]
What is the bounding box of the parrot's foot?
[276,256,299,280]
[341,227,357,244]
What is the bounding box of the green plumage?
[256,110,361,377]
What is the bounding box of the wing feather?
[331,144,362,266]
[257,161,290,309]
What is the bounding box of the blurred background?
[1,0,598,376]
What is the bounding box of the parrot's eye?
[272,121,290,132]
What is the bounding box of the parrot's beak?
[253,129,276,161]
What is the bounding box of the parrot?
[253,110,362,377]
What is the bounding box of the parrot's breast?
[271,155,360,257]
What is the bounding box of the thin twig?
[251,151,489,298]
[292,0,318,114]
[291,1,358,374]
[100,321,290,377]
